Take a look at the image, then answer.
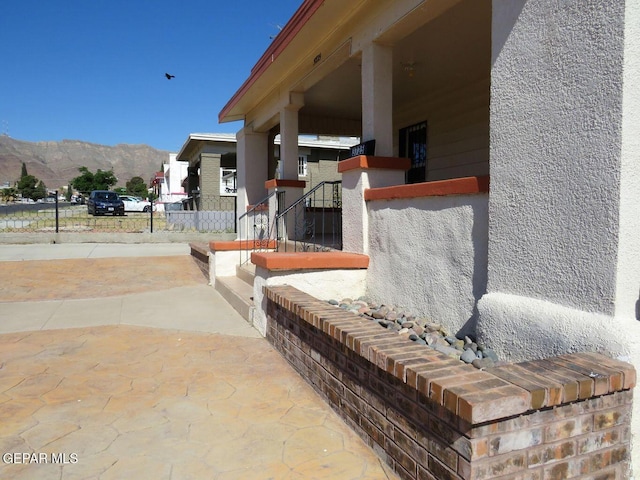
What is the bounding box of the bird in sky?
[165,73,175,80]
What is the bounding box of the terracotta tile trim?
[252,252,369,271]
[337,155,411,173]
[265,179,306,189]
[263,284,636,425]
[364,175,490,201]
[209,240,277,251]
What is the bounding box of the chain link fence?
[0,194,237,234]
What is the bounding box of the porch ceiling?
[298,0,491,133]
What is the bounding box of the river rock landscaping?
[327,297,502,369]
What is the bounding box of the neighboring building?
[218,0,640,475]
[159,153,189,205]
[175,132,357,208]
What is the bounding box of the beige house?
[175,132,357,207]
[218,0,640,477]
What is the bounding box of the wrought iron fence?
[0,194,237,234]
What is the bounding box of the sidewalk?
[0,243,398,479]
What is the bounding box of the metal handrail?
[238,191,278,266]
[275,181,342,253]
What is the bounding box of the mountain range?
[0,135,170,190]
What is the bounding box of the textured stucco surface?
[253,266,367,336]
[366,194,488,335]
[342,168,406,254]
[489,0,625,315]
[487,1,639,474]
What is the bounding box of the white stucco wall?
[252,267,367,336]
[342,168,406,254]
[366,194,488,336]
[209,251,239,286]
[487,1,639,475]
[488,0,625,314]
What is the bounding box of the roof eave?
[218,0,325,124]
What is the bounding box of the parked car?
[87,190,125,216]
[119,195,152,212]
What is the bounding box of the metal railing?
[0,192,237,234]
[237,191,281,265]
[275,181,342,253]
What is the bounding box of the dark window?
[399,121,427,184]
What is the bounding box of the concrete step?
[215,275,254,323]
[236,263,256,286]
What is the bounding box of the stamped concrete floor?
[0,245,398,480]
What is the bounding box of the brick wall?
[264,285,635,480]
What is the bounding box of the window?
[220,168,237,196]
[399,121,427,184]
[298,155,308,177]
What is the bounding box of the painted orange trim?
[364,176,490,201]
[210,240,278,252]
[337,156,412,173]
[265,179,307,189]
[251,252,369,271]
[218,0,324,123]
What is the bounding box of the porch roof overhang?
[218,0,486,138]
[175,133,238,162]
[218,0,327,124]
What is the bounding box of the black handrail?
[275,181,342,253]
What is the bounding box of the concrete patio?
[0,244,398,479]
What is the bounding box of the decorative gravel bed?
[327,297,502,369]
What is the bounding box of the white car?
[119,195,152,212]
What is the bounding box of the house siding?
[395,76,490,182]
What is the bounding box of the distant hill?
[0,135,170,190]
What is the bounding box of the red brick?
[467,452,527,479]
[536,359,594,400]
[397,353,451,384]
[527,439,576,467]
[577,428,623,455]
[430,370,496,405]
[580,352,636,390]
[593,410,628,431]
[550,355,615,396]
[415,365,477,400]
[544,415,594,442]
[443,377,512,416]
[516,360,580,404]
[457,385,530,424]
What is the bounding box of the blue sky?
[0,0,302,152]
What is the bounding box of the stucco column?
[236,126,268,239]
[266,179,306,243]
[361,42,393,157]
[480,2,639,472]
[279,92,304,180]
[338,156,410,254]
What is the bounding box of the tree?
[1,187,17,202]
[20,162,28,178]
[71,167,117,193]
[17,175,47,201]
[126,176,148,198]
[93,169,117,190]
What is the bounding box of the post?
[54,190,59,233]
